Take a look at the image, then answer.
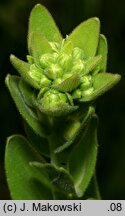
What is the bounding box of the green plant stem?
[48,132,60,166]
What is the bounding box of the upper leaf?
[5,135,53,199]
[28,4,62,51]
[65,18,100,59]
[10,54,40,89]
[96,34,108,72]
[29,32,52,64]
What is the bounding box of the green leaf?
[66,18,100,59]
[5,75,49,137]
[29,32,52,64]
[53,74,81,92]
[10,54,40,89]
[82,174,101,199]
[36,102,78,117]
[96,34,108,72]
[54,106,95,154]
[28,4,62,50]
[24,122,50,158]
[84,55,102,75]
[5,135,53,199]
[30,162,76,198]
[68,116,98,197]
[18,78,34,107]
[80,73,121,102]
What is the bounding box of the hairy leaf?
[68,117,98,197]
[5,75,49,137]
[5,135,53,199]
[28,4,62,51]
[66,18,100,59]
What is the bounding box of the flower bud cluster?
[29,39,101,110]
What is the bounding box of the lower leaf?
[5,135,53,199]
[68,116,98,197]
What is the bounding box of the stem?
[48,132,60,166]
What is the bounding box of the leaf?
[80,73,121,102]
[28,4,62,51]
[29,32,52,64]
[82,174,101,199]
[61,40,73,55]
[66,18,100,59]
[68,116,98,197]
[54,106,95,153]
[53,74,81,92]
[96,34,108,72]
[24,122,50,158]
[84,55,102,75]
[36,102,78,117]
[18,78,34,107]
[5,75,49,137]
[5,135,53,199]
[10,54,40,89]
[30,162,76,198]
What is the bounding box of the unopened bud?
[72,89,82,99]
[45,64,63,80]
[57,53,72,72]
[82,87,94,97]
[72,59,85,74]
[72,47,85,60]
[29,64,42,83]
[40,53,57,69]
[40,75,51,87]
[81,75,92,89]
[40,90,68,109]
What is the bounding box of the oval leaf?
[53,74,81,92]
[28,4,62,51]
[24,122,50,158]
[96,34,108,72]
[66,18,100,59]
[29,32,52,64]
[68,116,98,197]
[10,54,40,89]
[5,135,53,199]
[5,75,49,137]
[30,162,76,198]
[36,102,78,117]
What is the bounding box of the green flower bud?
[44,63,63,80]
[40,53,57,69]
[72,59,85,74]
[81,75,92,89]
[72,47,85,60]
[53,78,62,86]
[57,53,72,72]
[82,87,94,97]
[72,89,82,99]
[40,90,68,109]
[40,75,51,87]
[29,64,42,83]
[37,87,49,100]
